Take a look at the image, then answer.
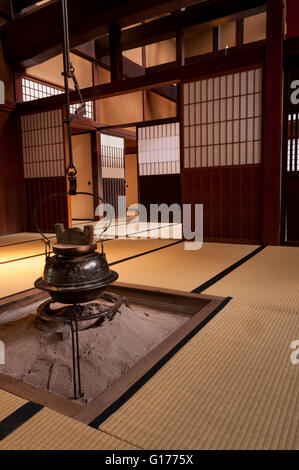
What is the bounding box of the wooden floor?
[0,235,298,450]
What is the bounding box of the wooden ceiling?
[0,0,202,67]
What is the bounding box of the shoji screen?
[183,68,262,168]
[101,133,125,174]
[138,122,180,175]
[20,109,68,232]
[288,113,299,172]
[22,77,93,119]
[100,133,125,215]
[21,110,65,178]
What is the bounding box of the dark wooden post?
[91,130,103,219]
[92,59,100,122]
[262,0,285,245]
[142,42,149,121]
[109,22,123,82]
[236,19,244,46]
[176,30,185,67]
[176,30,184,121]
[213,25,222,52]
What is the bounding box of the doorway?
[71,133,95,222]
[284,114,299,243]
[125,153,139,213]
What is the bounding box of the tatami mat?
[0,389,27,421]
[0,232,53,247]
[115,241,258,292]
[0,406,138,450]
[98,246,299,450]
[0,239,173,298]
[0,243,298,449]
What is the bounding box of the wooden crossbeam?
[1,0,200,67]
[17,41,265,114]
[95,0,266,57]
[98,55,177,102]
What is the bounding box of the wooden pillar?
[176,30,185,67]
[91,130,103,219]
[91,62,103,215]
[141,41,150,121]
[92,59,100,122]
[176,30,184,121]
[262,0,285,245]
[236,19,244,46]
[109,22,123,82]
[14,71,23,103]
[213,25,222,52]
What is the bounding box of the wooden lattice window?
[21,76,93,120]
[183,68,262,168]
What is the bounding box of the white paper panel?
[183,68,262,168]
[21,110,65,179]
[138,122,180,175]
[22,77,93,119]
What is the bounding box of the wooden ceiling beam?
[98,55,177,102]
[13,1,40,14]
[72,42,177,101]
[1,0,199,68]
[17,41,265,114]
[144,39,265,75]
[95,0,266,57]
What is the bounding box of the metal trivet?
[36,293,128,399]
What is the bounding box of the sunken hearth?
[0,283,224,422]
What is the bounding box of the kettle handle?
[33,191,112,249]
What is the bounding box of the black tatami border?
[0,223,179,265]
[89,244,266,428]
[0,242,266,438]
[191,245,266,294]
[0,402,43,441]
[0,239,182,301]
[89,296,232,429]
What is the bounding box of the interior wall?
[185,29,213,58]
[0,20,14,103]
[99,91,143,125]
[98,66,111,85]
[123,48,143,66]
[244,12,267,44]
[221,22,236,49]
[146,39,176,67]
[0,107,24,235]
[125,153,139,208]
[139,174,181,222]
[26,53,93,89]
[182,166,262,243]
[286,0,299,38]
[98,66,143,125]
[144,90,177,120]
